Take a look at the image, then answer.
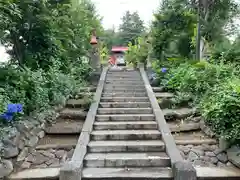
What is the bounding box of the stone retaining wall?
[0,106,62,178]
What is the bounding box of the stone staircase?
[60,67,240,180]
[81,69,173,179]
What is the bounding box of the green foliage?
[119,11,145,46]
[0,0,101,125]
[164,61,236,100]
[99,43,109,65]
[158,60,239,143]
[151,2,196,60]
[210,36,240,65]
[201,78,240,143]
[151,0,240,145]
[0,88,9,114]
[0,0,101,72]
[101,29,122,49]
[125,36,149,67]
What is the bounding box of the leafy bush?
[0,88,10,114]
[1,67,49,114]
[157,59,240,143]
[200,78,240,143]
[0,0,101,127]
[125,36,149,67]
[163,61,236,102]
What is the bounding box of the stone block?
[60,161,82,180]
[3,139,19,158]
[227,145,240,168]
[0,160,13,178]
[172,161,197,180]
[219,137,230,151]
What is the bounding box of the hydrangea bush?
[0,104,23,123]
[157,60,240,144]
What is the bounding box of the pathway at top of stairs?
[82,69,173,180]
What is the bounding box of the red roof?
[111,46,128,52]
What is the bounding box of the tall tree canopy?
[151,0,239,61]
[118,11,145,45]
[0,0,102,71]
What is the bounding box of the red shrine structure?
[110,46,128,66]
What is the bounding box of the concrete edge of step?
[139,67,197,180]
[59,67,108,180]
[6,167,60,180]
[7,166,240,180]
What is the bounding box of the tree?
[118,11,145,45]
[189,0,239,59]
[151,1,196,60]
[150,0,239,61]
[101,28,122,49]
[0,0,102,72]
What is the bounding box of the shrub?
[3,67,50,114]
[200,78,240,143]
[156,59,240,144]
[0,88,10,114]
[162,61,236,102]
[125,36,149,67]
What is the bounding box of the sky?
[91,0,160,30]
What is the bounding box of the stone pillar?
[90,30,101,72]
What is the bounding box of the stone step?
[158,98,174,109]
[36,135,78,150]
[82,167,172,180]
[7,167,60,180]
[106,80,143,84]
[107,72,140,75]
[94,121,158,130]
[66,99,91,108]
[105,80,143,83]
[97,108,153,114]
[88,140,166,153]
[95,114,155,121]
[84,152,170,168]
[106,78,142,81]
[107,71,139,74]
[59,108,87,120]
[91,130,161,140]
[103,88,146,92]
[105,79,143,83]
[79,86,96,92]
[155,92,174,99]
[173,131,217,145]
[109,69,136,71]
[99,102,151,108]
[196,167,240,180]
[152,87,164,92]
[175,139,217,145]
[162,108,197,121]
[108,69,137,72]
[169,122,200,132]
[106,76,141,79]
[104,84,145,88]
[101,97,149,102]
[45,120,84,134]
[102,92,147,97]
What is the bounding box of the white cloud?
[92,0,160,30]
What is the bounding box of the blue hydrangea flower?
[7,104,23,113]
[161,68,167,73]
[0,112,13,122]
[16,104,23,113]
